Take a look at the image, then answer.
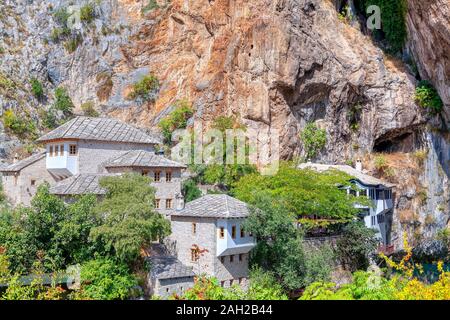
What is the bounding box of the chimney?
[176,193,185,211]
[13,153,19,164]
[355,159,362,172]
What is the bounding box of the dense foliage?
[53,87,74,115]
[336,222,378,272]
[181,178,202,203]
[414,80,444,114]
[356,0,408,53]
[299,123,327,160]
[30,78,44,99]
[91,174,171,264]
[1,110,36,139]
[233,162,368,226]
[243,196,335,290]
[159,99,194,143]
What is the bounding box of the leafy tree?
[246,267,289,300]
[336,221,378,272]
[159,99,193,143]
[30,78,44,99]
[414,80,443,114]
[233,162,368,226]
[182,178,202,203]
[243,195,308,290]
[299,123,327,160]
[303,244,335,286]
[53,87,74,115]
[90,174,171,263]
[2,110,37,139]
[71,258,137,300]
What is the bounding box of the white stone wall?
[77,140,154,173]
[1,157,58,206]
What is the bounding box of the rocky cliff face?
[406,0,450,125]
[0,0,448,245]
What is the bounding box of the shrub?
[0,46,5,54]
[159,99,193,143]
[182,179,202,203]
[30,78,44,99]
[81,101,99,117]
[53,87,74,115]
[50,27,70,42]
[299,123,327,160]
[80,4,95,23]
[142,0,159,14]
[64,35,82,53]
[127,73,159,102]
[374,154,387,170]
[414,81,443,114]
[53,7,70,26]
[2,110,36,138]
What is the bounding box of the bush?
[64,35,82,53]
[53,87,74,115]
[30,78,44,99]
[50,27,70,42]
[2,110,36,138]
[159,99,193,143]
[73,258,137,300]
[141,0,160,14]
[127,73,159,102]
[414,81,443,114]
[182,179,202,203]
[81,101,99,117]
[300,123,327,160]
[80,4,95,23]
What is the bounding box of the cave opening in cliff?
[373,131,425,154]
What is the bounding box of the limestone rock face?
[406,0,450,124]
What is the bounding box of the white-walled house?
[298,162,395,245]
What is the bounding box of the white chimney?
[355,159,362,172]
[13,153,19,164]
[176,194,185,211]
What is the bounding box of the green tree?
[30,78,44,99]
[71,258,137,300]
[182,178,202,203]
[414,80,443,114]
[159,99,193,144]
[53,87,74,115]
[233,162,367,225]
[128,73,159,102]
[336,221,378,272]
[299,123,327,160]
[90,174,171,263]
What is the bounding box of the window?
[60,145,64,156]
[220,256,225,263]
[231,226,236,239]
[69,144,77,155]
[220,281,225,287]
[240,226,245,238]
[377,214,385,224]
[192,223,197,235]
[30,179,36,186]
[142,170,149,176]
[239,254,243,262]
[166,199,173,209]
[166,171,172,182]
[49,146,53,157]
[219,227,225,239]
[239,278,243,285]
[166,288,169,293]
[191,249,199,262]
[14,176,18,186]
[54,145,59,156]
[230,255,234,263]
[371,216,376,226]
[155,199,160,209]
[154,171,161,182]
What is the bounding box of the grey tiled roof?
[103,150,186,169]
[36,116,161,144]
[147,256,195,280]
[171,194,250,218]
[298,163,395,188]
[49,173,119,195]
[0,152,46,173]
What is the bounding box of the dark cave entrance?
[373,130,425,153]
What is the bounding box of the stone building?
[0,116,186,213]
[298,161,395,246]
[170,194,256,288]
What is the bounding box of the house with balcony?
[0,116,186,214]
[146,194,256,297]
[298,161,395,246]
